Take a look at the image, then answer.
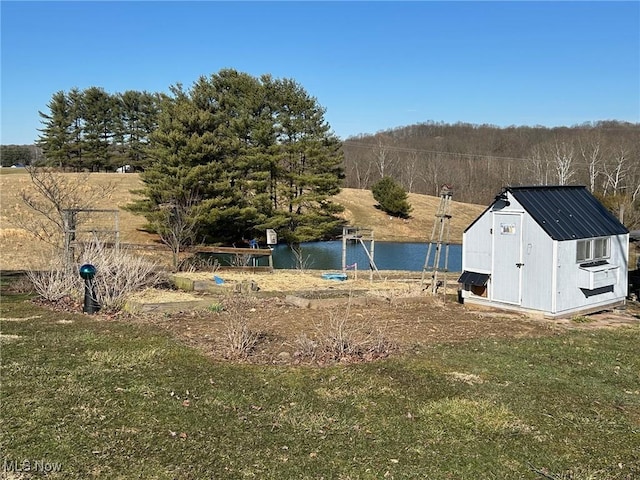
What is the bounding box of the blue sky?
[1,1,639,145]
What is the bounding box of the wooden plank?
[217,266,273,273]
[191,246,273,256]
[124,299,214,314]
[72,242,273,256]
[72,241,168,251]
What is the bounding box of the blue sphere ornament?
[79,263,97,280]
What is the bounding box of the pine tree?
[67,88,86,170]
[128,69,344,248]
[372,176,412,218]
[82,87,115,171]
[37,91,75,169]
[113,90,159,170]
[261,76,344,243]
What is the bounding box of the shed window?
[576,237,610,263]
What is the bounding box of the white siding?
[462,211,492,273]
[554,234,629,315]
[519,214,554,312]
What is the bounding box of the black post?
[83,278,100,313]
[79,264,100,314]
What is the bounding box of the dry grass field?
[0,171,154,270]
[0,170,484,271]
[334,188,484,243]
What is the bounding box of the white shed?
[459,186,629,318]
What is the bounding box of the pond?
[268,241,462,272]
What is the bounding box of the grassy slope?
[0,171,484,269]
[334,188,484,243]
[1,293,639,479]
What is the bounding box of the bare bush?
[293,332,318,358]
[154,192,203,270]
[321,311,358,358]
[27,241,163,311]
[177,254,220,273]
[220,296,261,359]
[295,301,394,362]
[290,244,314,272]
[26,258,79,302]
[228,253,253,267]
[77,241,164,311]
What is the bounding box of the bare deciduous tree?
[602,147,629,196]
[551,140,575,186]
[347,150,373,189]
[527,145,551,185]
[601,147,639,225]
[16,166,115,250]
[417,153,444,196]
[372,135,396,180]
[579,135,602,192]
[400,151,419,193]
[155,190,203,270]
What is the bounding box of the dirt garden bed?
[8,266,638,366]
[120,269,640,365]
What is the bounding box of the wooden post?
[370,232,375,282]
[63,209,77,269]
[342,226,347,273]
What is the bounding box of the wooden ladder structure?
[342,226,382,281]
[421,185,453,294]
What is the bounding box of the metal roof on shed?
[506,186,628,241]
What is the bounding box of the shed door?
[491,212,523,304]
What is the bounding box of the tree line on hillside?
[1,145,42,167]
[343,121,640,227]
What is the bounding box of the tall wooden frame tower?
[421,185,453,294]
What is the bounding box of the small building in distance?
[459,185,629,318]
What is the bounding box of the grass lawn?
[1,284,639,479]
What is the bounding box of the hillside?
[0,171,485,270]
[333,188,483,242]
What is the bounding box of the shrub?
[295,301,394,363]
[290,244,314,272]
[27,259,78,302]
[28,241,163,311]
[78,241,163,311]
[371,176,412,218]
[220,296,261,359]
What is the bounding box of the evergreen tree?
[67,88,86,170]
[37,91,75,168]
[265,77,344,243]
[113,90,159,170]
[82,87,115,171]
[372,176,412,218]
[129,69,344,247]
